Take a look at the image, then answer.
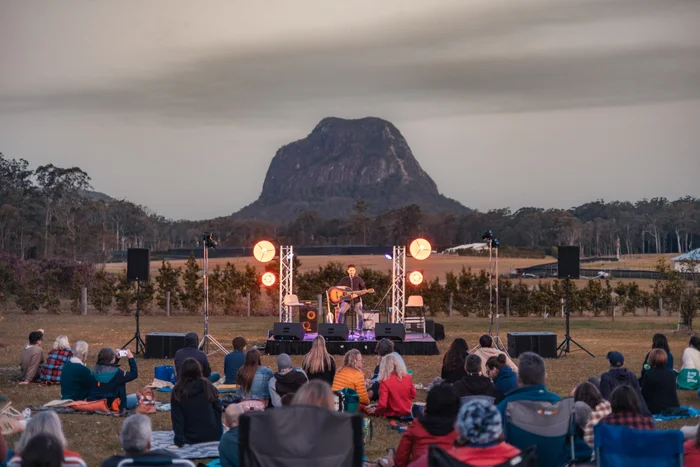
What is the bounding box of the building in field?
[672,248,700,273]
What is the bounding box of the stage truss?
[391,245,406,323]
[279,245,294,322]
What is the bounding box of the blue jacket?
[88,358,138,410]
[224,350,246,384]
[219,427,240,467]
[494,366,518,403]
[241,366,274,400]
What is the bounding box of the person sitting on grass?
[641,348,680,415]
[302,335,336,386]
[174,332,219,383]
[171,358,223,448]
[681,336,700,371]
[640,333,674,381]
[369,339,395,401]
[486,354,518,403]
[8,411,87,467]
[293,380,336,410]
[101,414,179,467]
[19,331,44,384]
[17,434,64,467]
[471,335,518,375]
[394,383,459,467]
[237,348,274,401]
[224,336,247,384]
[60,340,94,401]
[369,353,416,418]
[40,335,73,385]
[454,354,498,400]
[87,347,138,412]
[440,338,468,384]
[573,381,611,448]
[332,349,370,406]
[219,404,244,467]
[269,353,308,408]
[599,351,650,415]
[683,420,700,465]
[598,384,655,431]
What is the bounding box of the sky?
[1,0,699,220]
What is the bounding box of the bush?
[15,262,42,314]
[92,270,115,314]
[156,260,182,313]
[179,253,203,315]
[114,272,136,315]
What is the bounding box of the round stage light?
[253,241,276,263]
[261,272,276,287]
[409,238,432,260]
[409,270,424,285]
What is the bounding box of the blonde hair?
[15,411,67,452]
[53,335,70,351]
[342,349,363,371]
[302,336,333,374]
[292,380,335,410]
[378,352,408,382]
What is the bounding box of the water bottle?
[22,408,31,419]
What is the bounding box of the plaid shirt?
[584,400,612,447]
[598,411,655,431]
[40,348,73,384]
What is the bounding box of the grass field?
[1,313,697,465]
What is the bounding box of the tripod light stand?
[198,233,229,356]
[484,234,509,355]
[122,248,149,355]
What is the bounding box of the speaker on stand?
[122,248,149,355]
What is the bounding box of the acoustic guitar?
[327,286,375,304]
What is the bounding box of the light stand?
[122,278,146,355]
[489,242,508,355]
[557,278,594,358]
[198,234,228,356]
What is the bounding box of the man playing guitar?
[336,264,366,332]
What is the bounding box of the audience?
[18,434,64,467]
[174,332,215,382]
[370,353,416,417]
[682,336,700,371]
[573,381,611,448]
[408,399,521,467]
[87,348,138,412]
[219,404,244,467]
[369,339,395,401]
[394,383,459,467]
[102,414,179,467]
[598,385,655,430]
[684,421,700,466]
[440,338,468,383]
[40,336,73,385]
[224,336,247,384]
[19,331,44,384]
[8,411,86,467]
[292,380,336,410]
[599,351,649,415]
[0,432,5,464]
[471,335,518,375]
[301,335,336,385]
[60,340,94,401]
[486,354,518,403]
[640,333,674,381]
[170,358,223,447]
[237,348,274,401]
[641,348,680,415]
[332,349,370,406]
[269,353,308,408]
[454,354,498,399]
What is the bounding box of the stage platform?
[265,330,440,356]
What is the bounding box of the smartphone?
[118,350,128,358]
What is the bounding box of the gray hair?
[120,414,152,454]
[518,352,546,386]
[15,411,67,453]
[74,340,88,360]
[52,335,70,351]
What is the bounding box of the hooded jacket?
[87,358,138,410]
[453,374,499,399]
[599,367,651,416]
[171,379,223,447]
[269,368,308,407]
[472,347,518,375]
[493,366,518,403]
[174,332,212,381]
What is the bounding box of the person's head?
[689,336,700,352]
[649,348,668,369]
[466,354,482,375]
[652,333,670,353]
[292,380,335,410]
[302,335,333,374]
[376,338,395,358]
[610,385,643,414]
[606,351,625,368]
[378,352,408,382]
[424,383,460,419]
[455,399,503,446]
[237,348,263,393]
[174,358,218,403]
[517,352,546,387]
[224,404,245,429]
[347,264,356,277]
[573,381,603,409]
[28,331,43,346]
[19,434,64,467]
[479,335,493,348]
[277,353,293,373]
[52,336,70,351]
[573,401,592,430]
[15,411,67,453]
[179,358,203,381]
[73,341,88,362]
[96,347,116,366]
[485,354,507,379]
[120,414,152,455]
[232,336,247,352]
[443,338,468,372]
[343,349,363,371]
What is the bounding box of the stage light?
[261,272,276,287]
[482,230,494,241]
[253,241,276,263]
[409,238,431,260]
[202,232,217,249]
[384,253,393,260]
[408,270,424,285]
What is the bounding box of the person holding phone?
[87,347,138,412]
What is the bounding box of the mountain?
[234,117,468,221]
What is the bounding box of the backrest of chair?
[594,424,684,467]
[406,295,424,307]
[239,405,364,467]
[116,459,196,467]
[427,445,538,467]
[460,395,495,406]
[283,294,300,306]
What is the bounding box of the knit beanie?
[277,353,293,371]
[456,399,502,445]
[573,401,592,428]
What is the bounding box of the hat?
[573,401,592,428]
[606,351,624,367]
[456,399,502,445]
[277,353,293,371]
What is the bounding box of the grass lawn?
[1,313,698,465]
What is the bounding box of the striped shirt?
[332,367,370,405]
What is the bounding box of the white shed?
[672,248,700,273]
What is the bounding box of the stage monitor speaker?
[507,332,557,358]
[298,300,318,333]
[144,332,186,359]
[273,322,305,341]
[558,246,580,279]
[318,323,349,341]
[127,248,150,282]
[375,323,405,342]
[425,319,446,341]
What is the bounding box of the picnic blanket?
[653,406,700,422]
[28,406,133,417]
[151,431,220,459]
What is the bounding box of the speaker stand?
[122,280,146,355]
[197,242,229,356]
[557,278,595,358]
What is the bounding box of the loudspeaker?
[273,322,305,341]
[557,246,580,279]
[425,319,445,341]
[318,323,349,341]
[144,332,186,359]
[127,248,150,282]
[507,332,558,358]
[375,323,405,342]
[298,301,318,333]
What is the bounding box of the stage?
[265,330,440,356]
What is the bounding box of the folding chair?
[405,296,426,337]
[593,424,684,467]
[427,445,538,467]
[117,459,196,467]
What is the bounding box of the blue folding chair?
[593,424,683,467]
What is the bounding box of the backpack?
[335,388,360,413]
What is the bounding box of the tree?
[91,270,115,314]
[15,262,43,314]
[42,267,63,314]
[114,272,136,315]
[179,253,203,315]
[156,260,182,312]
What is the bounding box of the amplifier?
[145,332,187,359]
[507,332,558,358]
[375,323,405,342]
[298,300,318,333]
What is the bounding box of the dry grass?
[584,254,677,271]
[1,313,698,464]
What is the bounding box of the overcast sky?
[1,0,699,220]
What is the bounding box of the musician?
[337,265,365,331]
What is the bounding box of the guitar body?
[328,286,375,304]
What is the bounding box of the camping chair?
[593,424,683,467]
[503,397,575,467]
[427,445,538,467]
[116,459,196,466]
[239,404,364,467]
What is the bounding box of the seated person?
[332,349,370,406]
[60,340,95,401]
[598,385,654,430]
[237,348,274,401]
[640,333,674,381]
[681,336,700,370]
[19,331,44,384]
[453,354,498,399]
[302,335,337,385]
[102,414,179,467]
[174,332,220,382]
[573,381,611,448]
[219,404,244,467]
[269,353,308,408]
[17,434,64,467]
[87,348,138,412]
[40,335,73,385]
[394,383,459,467]
[471,335,518,374]
[224,336,247,384]
[599,351,650,415]
[440,338,468,384]
[292,380,336,410]
[641,348,680,415]
[8,411,86,466]
[486,354,518,403]
[170,358,223,447]
[370,353,416,418]
[569,401,593,463]
[369,339,395,401]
